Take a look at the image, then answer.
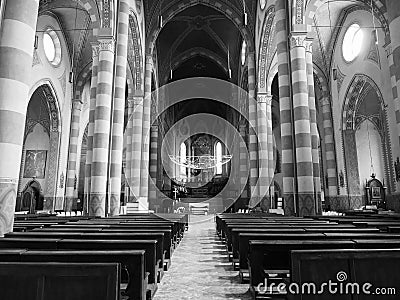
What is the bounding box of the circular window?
[43,28,62,66]
[241,40,247,65]
[342,23,364,62]
[260,0,266,10]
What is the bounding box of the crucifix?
[173,187,179,199]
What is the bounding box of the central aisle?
[154,215,252,300]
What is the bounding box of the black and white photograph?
[0,0,400,299]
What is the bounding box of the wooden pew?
[238,232,400,275]
[289,249,400,300]
[0,238,159,290]
[5,231,165,280]
[248,240,357,297]
[35,226,174,268]
[228,227,379,267]
[0,262,120,300]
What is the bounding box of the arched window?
[342,23,364,63]
[43,28,62,66]
[215,141,222,174]
[180,142,187,176]
[241,40,247,65]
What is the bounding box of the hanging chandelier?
[169,154,232,170]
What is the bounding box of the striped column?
[290,32,315,216]
[247,51,259,208]
[257,94,271,211]
[148,125,158,208]
[129,96,144,202]
[109,0,130,216]
[124,98,134,203]
[275,0,296,215]
[139,54,153,210]
[305,39,321,213]
[266,94,275,184]
[65,100,83,212]
[89,36,115,217]
[84,43,100,215]
[320,96,338,197]
[387,1,400,152]
[239,124,249,199]
[0,0,39,236]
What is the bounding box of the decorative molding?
[295,0,305,24]
[102,0,111,28]
[128,13,143,91]
[258,6,275,89]
[289,33,307,49]
[98,38,115,52]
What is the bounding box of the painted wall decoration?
[23,150,47,179]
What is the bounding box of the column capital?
[131,96,143,106]
[257,93,273,105]
[304,38,313,53]
[91,42,100,57]
[289,32,307,49]
[98,37,115,53]
[72,99,83,109]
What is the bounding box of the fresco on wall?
[23,150,47,179]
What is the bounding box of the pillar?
[129,96,144,202]
[0,0,39,235]
[84,43,100,215]
[124,97,134,203]
[139,54,153,210]
[89,35,115,216]
[275,0,296,215]
[109,0,130,216]
[65,100,83,212]
[305,39,322,213]
[387,0,400,149]
[247,51,259,208]
[289,32,315,216]
[320,96,339,200]
[257,93,272,211]
[149,125,158,209]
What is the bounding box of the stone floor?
[153,215,252,300]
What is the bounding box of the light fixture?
[243,12,248,26]
[169,154,232,170]
[69,71,74,84]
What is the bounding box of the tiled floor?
[153,215,252,300]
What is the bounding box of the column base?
[89,193,106,217]
[64,197,74,212]
[283,193,295,216]
[109,193,120,216]
[0,179,17,236]
[297,193,317,216]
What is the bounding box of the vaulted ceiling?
[39,0,95,75]
[311,0,387,75]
